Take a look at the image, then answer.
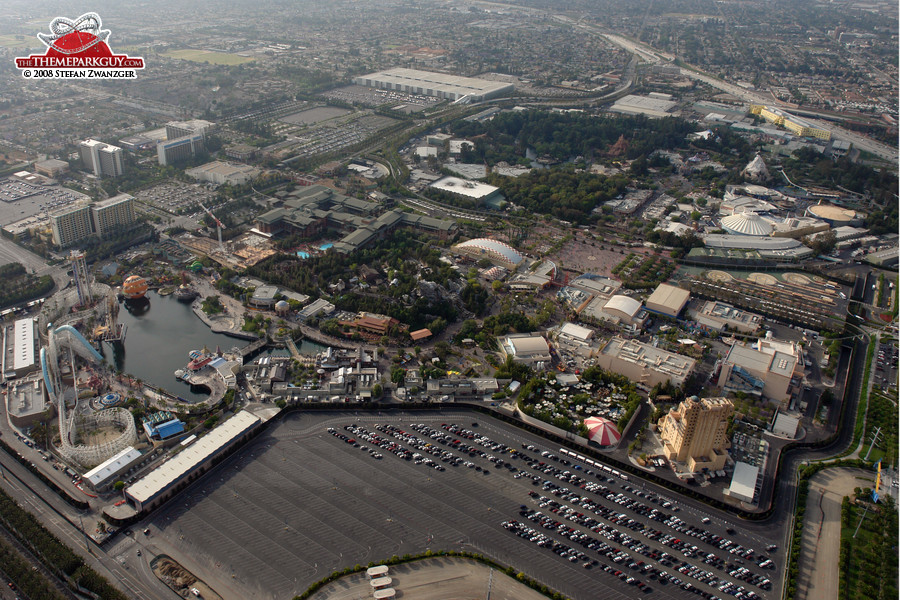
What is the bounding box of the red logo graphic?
[15,13,144,79]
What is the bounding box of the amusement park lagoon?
[101,291,324,401]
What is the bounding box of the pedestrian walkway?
[795,468,872,600]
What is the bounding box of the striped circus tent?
[584,416,621,447]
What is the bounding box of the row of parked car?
[502,518,654,594]
[513,458,772,597]
[517,498,764,600]
[327,427,383,460]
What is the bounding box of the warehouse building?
[726,461,761,504]
[83,447,143,492]
[429,176,505,209]
[34,159,69,178]
[771,216,829,239]
[499,334,552,367]
[690,300,762,334]
[596,337,696,389]
[717,337,801,402]
[582,294,647,327]
[6,375,49,428]
[610,94,678,118]
[556,322,596,346]
[186,161,260,186]
[125,411,260,512]
[5,318,38,378]
[352,68,514,102]
[645,283,691,318]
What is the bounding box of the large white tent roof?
[721,211,774,236]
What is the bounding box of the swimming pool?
[319,243,333,251]
[296,251,310,259]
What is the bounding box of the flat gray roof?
[429,176,501,200]
[353,68,514,98]
[602,337,696,380]
[84,446,142,486]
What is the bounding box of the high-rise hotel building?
[79,139,125,177]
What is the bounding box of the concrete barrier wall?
[514,408,589,446]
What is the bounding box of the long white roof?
[84,446,142,486]
[13,318,35,371]
[126,412,259,504]
[354,68,513,98]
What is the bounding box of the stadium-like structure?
[453,238,525,268]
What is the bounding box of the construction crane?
[199,203,225,252]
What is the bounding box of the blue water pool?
[297,251,310,259]
[319,243,333,250]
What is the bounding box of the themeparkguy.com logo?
[15,12,144,79]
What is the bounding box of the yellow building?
[750,105,830,140]
[658,396,733,472]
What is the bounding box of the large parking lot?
[132,181,218,216]
[145,411,783,600]
[0,179,89,226]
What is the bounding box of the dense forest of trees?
[450,109,699,164]
[487,166,629,224]
[0,488,127,600]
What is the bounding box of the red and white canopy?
[584,416,621,446]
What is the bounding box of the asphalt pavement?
[132,410,784,600]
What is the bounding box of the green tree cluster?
[250,232,460,330]
[0,263,54,309]
[488,166,628,224]
[0,488,127,599]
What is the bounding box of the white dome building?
[721,211,774,236]
[453,238,525,268]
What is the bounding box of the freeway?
[548,10,898,163]
[576,21,897,162]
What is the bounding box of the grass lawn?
[163,49,254,65]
